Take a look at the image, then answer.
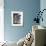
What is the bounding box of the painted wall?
[40,0,46,27]
[4,0,40,42]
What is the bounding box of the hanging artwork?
[11,11,23,26]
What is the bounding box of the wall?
[4,0,40,42]
[40,0,46,27]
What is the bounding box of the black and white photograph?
[11,11,23,26]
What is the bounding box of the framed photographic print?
[11,11,23,26]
